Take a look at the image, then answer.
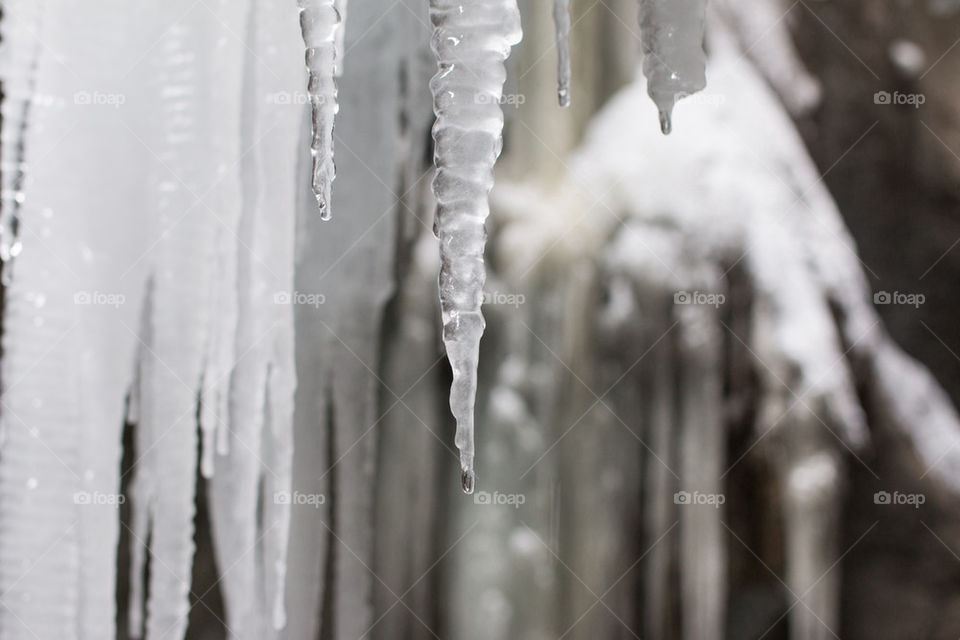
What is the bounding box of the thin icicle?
[638,0,707,134]
[553,0,571,107]
[297,0,340,219]
[429,0,522,494]
[0,0,44,284]
[333,0,348,76]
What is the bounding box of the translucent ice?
[429,0,522,492]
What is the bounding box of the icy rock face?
[297,0,341,219]
[429,0,522,493]
[638,0,707,133]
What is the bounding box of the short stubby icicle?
[638,0,707,134]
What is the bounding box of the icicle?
[202,2,301,636]
[553,0,571,107]
[429,0,522,493]
[638,0,707,134]
[297,0,341,219]
[126,0,251,631]
[0,0,44,284]
[333,0,348,76]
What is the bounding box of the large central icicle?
[429,0,522,494]
[297,0,341,219]
[638,0,707,133]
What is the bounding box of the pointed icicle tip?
[461,467,475,494]
[315,194,331,221]
[658,108,672,135]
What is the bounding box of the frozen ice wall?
[0,1,301,638]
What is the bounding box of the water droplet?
[461,467,475,494]
[658,109,672,135]
[316,194,331,221]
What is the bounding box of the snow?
[712,0,822,116]
[429,0,522,493]
[889,39,926,78]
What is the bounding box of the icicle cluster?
[429,0,522,493]
[553,0,572,107]
[297,0,342,219]
[637,0,708,133]
[0,1,301,638]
